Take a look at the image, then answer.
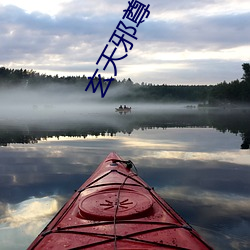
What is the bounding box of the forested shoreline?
[0,63,249,104]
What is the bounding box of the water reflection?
[0,106,250,149]
[1,196,59,228]
[0,196,62,250]
[0,108,250,249]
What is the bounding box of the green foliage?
[0,67,90,88]
[0,63,250,104]
[242,63,250,82]
[208,63,250,104]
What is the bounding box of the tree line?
[208,63,250,105]
[0,63,249,104]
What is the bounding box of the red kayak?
[28,152,213,249]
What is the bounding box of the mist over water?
[0,85,109,121]
[0,84,198,126]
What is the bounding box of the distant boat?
[115,107,132,113]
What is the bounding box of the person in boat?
[119,105,123,109]
[124,105,127,109]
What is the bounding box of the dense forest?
[0,63,250,104]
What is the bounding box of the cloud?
[0,4,123,75]
[58,0,124,18]
[140,12,250,49]
[0,1,250,84]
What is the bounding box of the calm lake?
[0,104,250,249]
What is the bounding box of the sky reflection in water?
[0,127,250,249]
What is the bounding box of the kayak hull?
[28,152,213,249]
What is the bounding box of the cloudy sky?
[0,0,250,85]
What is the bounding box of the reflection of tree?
[0,109,250,149]
[203,109,250,150]
[0,131,38,146]
[241,133,250,149]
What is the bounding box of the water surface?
[0,105,250,249]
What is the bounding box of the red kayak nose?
[28,152,213,250]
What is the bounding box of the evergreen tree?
[242,63,250,83]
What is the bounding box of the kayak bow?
[28,152,213,249]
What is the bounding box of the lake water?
[0,104,250,249]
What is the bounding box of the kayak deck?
[28,152,213,249]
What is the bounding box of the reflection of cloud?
[157,186,250,249]
[0,202,7,218]
[157,186,250,216]
[121,139,185,150]
[0,196,62,249]
[154,150,250,166]
[0,196,59,232]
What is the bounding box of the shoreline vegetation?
[0,63,249,105]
